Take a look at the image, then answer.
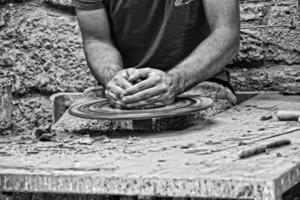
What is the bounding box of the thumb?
[126,68,139,82]
[128,68,150,83]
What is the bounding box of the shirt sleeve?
[72,0,104,10]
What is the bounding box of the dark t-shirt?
[73,0,233,90]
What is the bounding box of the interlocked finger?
[127,68,151,83]
[126,68,139,81]
[105,89,118,101]
[113,75,132,90]
[124,75,160,96]
[124,94,166,109]
[122,85,165,104]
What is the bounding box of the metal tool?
[239,139,291,159]
[201,127,300,156]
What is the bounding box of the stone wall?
[231,0,300,91]
[0,1,296,103]
[0,0,299,95]
[43,0,300,65]
[47,0,300,91]
[238,0,299,65]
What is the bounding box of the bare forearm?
[167,28,239,95]
[84,41,123,87]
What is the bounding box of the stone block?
[0,74,13,132]
[230,64,300,91]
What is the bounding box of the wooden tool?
[276,110,300,121]
[239,139,291,159]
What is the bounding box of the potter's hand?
[122,68,177,109]
[105,69,136,108]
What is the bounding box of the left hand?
[121,68,177,109]
[104,69,133,109]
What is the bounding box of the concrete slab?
[0,93,300,200]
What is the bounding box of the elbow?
[222,24,240,57]
[83,36,113,51]
[229,28,240,58]
[232,32,240,57]
[83,38,112,56]
[232,19,241,56]
[214,26,240,57]
[83,38,101,50]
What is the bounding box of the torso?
[103,0,210,70]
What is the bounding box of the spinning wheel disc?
[68,96,213,120]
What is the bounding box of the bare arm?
[167,0,240,95]
[76,8,123,87]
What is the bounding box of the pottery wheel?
[68,95,213,120]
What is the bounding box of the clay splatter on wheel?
[69,95,213,120]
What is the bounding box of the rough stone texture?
[1,94,300,200]
[0,75,13,131]
[229,65,300,91]
[43,0,300,66]
[0,1,300,199]
[237,0,300,66]
[0,0,298,96]
[0,2,95,97]
[0,0,299,95]
[0,0,298,149]
[44,0,73,9]
[12,96,52,135]
[0,2,94,135]
[0,0,298,137]
[231,0,300,91]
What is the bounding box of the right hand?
[122,68,177,109]
[105,68,139,108]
